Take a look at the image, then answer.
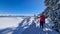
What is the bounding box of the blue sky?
[0,0,45,16]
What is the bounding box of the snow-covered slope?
[0,16,35,34]
[0,17,23,29]
[0,16,59,34]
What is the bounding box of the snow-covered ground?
[0,16,59,34]
[0,17,23,29]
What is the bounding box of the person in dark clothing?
[37,15,45,28]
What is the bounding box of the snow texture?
[0,16,59,34]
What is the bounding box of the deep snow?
[0,16,59,34]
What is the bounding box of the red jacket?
[40,15,45,22]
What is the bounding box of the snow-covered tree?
[39,0,60,33]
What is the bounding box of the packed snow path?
[0,17,59,34]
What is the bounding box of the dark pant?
[40,21,45,28]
